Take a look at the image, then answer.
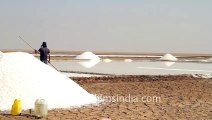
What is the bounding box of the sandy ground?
[0,75,211,120]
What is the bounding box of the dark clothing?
[38,47,50,64]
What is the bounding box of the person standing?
[37,42,50,64]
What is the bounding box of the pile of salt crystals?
[207,58,212,62]
[75,51,100,60]
[0,52,98,110]
[159,53,178,61]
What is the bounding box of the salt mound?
[207,58,212,62]
[124,59,133,62]
[0,52,98,110]
[103,59,112,63]
[75,51,100,60]
[160,53,178,61]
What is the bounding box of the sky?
[0,0,212,53]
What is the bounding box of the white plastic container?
[34,99,48,117]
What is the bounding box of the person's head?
[41,42,47,48]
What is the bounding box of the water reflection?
[52,61,212,75]
[78,60,100,68]
[162,62,175,67]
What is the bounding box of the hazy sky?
[0,0,212,53]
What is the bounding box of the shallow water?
[51,60,212,75]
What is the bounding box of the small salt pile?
[124,59,133,62]
[207,58,212,62]
[0,52,98,110]
[75,51,100,60]
[103,59,112,63]
[160,53,178,61]
[75,51,100,68]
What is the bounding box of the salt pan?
[0,52,98,110]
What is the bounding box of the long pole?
[18,36,35,50]
[48,62,59,71]
[18,36,59,71]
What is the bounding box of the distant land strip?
[1,49,212,57]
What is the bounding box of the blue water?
[51,60,212,75]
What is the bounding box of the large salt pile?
[75,51,100,60]
[160,53,178,61]
[0,52,98,110]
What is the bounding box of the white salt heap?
[160,53,178,61]
[124,59,133,62]
[103,59,112,63]
[207,58,212,62]
[0,52,98,110]
[75,51,100,60]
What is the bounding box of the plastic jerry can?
[34,99,48,117]
[11,99,22,115]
